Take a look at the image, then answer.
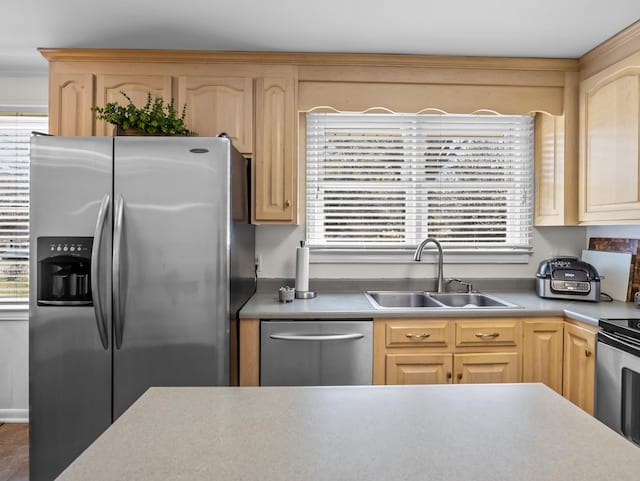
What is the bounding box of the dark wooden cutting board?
[587,237,640,301]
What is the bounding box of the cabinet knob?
[405,333,431,339]
[457,373,463,380]
[447,372,452,379]
[585,349,592,357]
[284,200,291,208]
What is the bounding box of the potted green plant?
[91,91,195,136]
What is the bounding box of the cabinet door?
[454,353,520,384]
[49,73,94,136]
[386,353,452,385]
[563,323,596,414]
[534,113,580,226]
[580,61,640,222]
[95,74,172,136]
[523,320,564,394]
[177,76,253,154]
[254,76,297,223]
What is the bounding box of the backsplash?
[255,224,587,279]
[586,225,640,240]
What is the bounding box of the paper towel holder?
[295,240,316,299]
[295,290,317,299]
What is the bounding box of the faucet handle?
[445,278,474,293]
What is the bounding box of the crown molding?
[579,20,640,78]
[38,48,579,72]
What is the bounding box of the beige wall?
[0,75,47,110]
[0,320,28,422]
[586,225,640,240]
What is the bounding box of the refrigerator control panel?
[45,241,92,255]
[37,236,93,306]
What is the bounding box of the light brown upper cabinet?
[534,109,579,226]
[42,49,579,226]
[94,74,173,136]
[49,73,95,136]
[253,76,298,223]
[176,76,253,154]
[533,71,579,226]
[579,51,640,223]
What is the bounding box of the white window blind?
[0,114,48,305]
[306,113,534,253]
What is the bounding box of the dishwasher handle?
[269,333,365,342]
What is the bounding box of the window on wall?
[306,112,534,259]
[0,114,48,306]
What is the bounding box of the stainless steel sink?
[364,291,519,309]
[428,293,518,308]
[365,291,445,308]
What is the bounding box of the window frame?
[0,112,48,312]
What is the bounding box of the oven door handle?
[599,331,640,356]
[269,333,365,342]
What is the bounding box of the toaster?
[536,257,601,302]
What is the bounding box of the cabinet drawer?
[385,321,452,348]
[455,320,520,347]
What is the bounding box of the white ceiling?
[4,0,640,75]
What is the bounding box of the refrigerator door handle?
[113,195,125,349]
[91,193,110,350]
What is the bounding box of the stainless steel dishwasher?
[260,320,373,386]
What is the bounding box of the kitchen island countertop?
[56,384,639,481]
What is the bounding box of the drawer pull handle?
[585,349,592,357]
[405,333,431,339]
[270,333,364,342]
[475,332,500,339]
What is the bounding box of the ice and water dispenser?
[37,237,93,306]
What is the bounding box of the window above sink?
[305,112,534,265]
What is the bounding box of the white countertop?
[56,384,639,481]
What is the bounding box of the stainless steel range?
[595,318,640,447]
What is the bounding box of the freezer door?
[29,137,113,481]
[112,137,230,418]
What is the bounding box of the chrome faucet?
[413,238,444,293]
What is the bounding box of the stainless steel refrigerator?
[29,136,255,481]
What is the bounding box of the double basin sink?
[365,291,519,309]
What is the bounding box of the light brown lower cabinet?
[453,352,520,384]
[385,352,520,385]
[523,320,564,394]
[375,318,523,386]
[386,353,453,385]
[563,323,596,414]
[239,316,597,410]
